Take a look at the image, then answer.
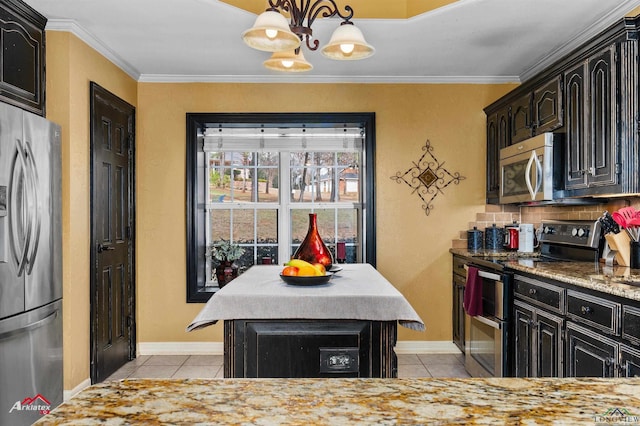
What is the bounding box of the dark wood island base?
[224,319,398,378]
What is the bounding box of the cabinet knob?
[580,305,592,315]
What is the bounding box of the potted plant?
[209,240,245,288]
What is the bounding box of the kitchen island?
[35,377,640,425]
[187,264,424,378]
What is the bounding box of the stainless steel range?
[463,219,604,378]
[537,220,603,262]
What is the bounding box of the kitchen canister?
[484,224,503,251]
[467,227,483,252]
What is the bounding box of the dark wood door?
[485,105,509,204]
[0,0,46,115]
[534,309,563,377]
[510,92,533,144]
[565,322,617,378]
[90,82,135,383]
[620,345,640,377]
[452,274,465,352]
[513,301,534,377]
[532,75,563,134]
[585,44,617,188]
[564,61,588,190]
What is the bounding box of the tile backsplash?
[520,198,636,228]
[453,197,640,249]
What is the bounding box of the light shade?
[321,23,375,60]
[242,10,301,52]
[263,50,313,72]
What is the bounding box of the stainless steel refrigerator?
[0,102,62,425]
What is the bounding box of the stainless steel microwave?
[499,133,561,204]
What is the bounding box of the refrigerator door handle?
[9,138,32,277]
[0,310,58,341]
[24,140,41,273]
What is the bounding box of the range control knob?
[571,228,578,236]
[577,228,588,238]
[544,226,554,234]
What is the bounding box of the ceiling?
[22,0,640,83]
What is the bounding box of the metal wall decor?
[391,140,465,216]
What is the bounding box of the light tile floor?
[106,353,470,381]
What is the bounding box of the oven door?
[463,265,511,377]
[465,314,507,377]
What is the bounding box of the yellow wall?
[136,82,515,346]
[45,32,138,390]
[48,31,517,391]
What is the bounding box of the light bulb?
[281,60,294,68]
[340,43,355,54]
[265,28,278,39]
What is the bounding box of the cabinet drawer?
[514,275,565,314]
[566,290,620,335]
[622,305,640,346]
[452,256,467,278]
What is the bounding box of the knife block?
[604,232,631,266]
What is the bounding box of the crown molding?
[520,0,640,81]
[138,73,520,84]
[45,19,141,80]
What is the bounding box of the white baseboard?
[138,341,224,355]
[64,378,91,401]
[394,340,462,354]
[137,341,460,356]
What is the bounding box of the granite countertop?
[35,377,640,425]
[451,248,640,302]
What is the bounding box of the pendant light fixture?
[242,0,374,73]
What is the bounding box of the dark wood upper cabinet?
[563,44,617,194]
[486,15,640,203]
[510,92,533,144]
[485,76,562,204]
[533,75,563,134]
[0,0,47,116]
[485,105,509,204]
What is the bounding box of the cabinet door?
[513,301,534,377]
[452,275,465,352]
[535,309,563,377]
[510,93,533,144]
[0,1,46,116]
[564,61,588,190]
[585,44,617,188]
[486,107,509,204]
[533,76,563,134]
[620,344,640,377]
[566,322,617,377]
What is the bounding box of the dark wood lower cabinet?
[565,322,618,378]
[452,274,465,352]
[620,344,640,377]
[513,300,563,378]
[224,319,397,378]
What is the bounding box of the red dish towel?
[463,266,483,317]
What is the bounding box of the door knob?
[97,244,115,253]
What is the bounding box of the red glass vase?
[293,213,333,269]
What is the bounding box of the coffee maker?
[504,221,519,251]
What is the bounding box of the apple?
[281,266,299,276]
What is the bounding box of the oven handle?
[464,265,502,282]
[472,314,502,330]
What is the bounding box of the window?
[186,113,376,302]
